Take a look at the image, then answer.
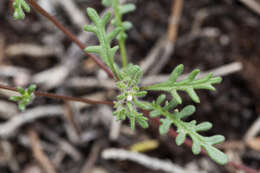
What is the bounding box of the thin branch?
[0,83,113,106]
[25,0,114,79]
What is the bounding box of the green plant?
[10,0,228,166]
[102,0,136,67]
[13,0,30,20]
[137,96,227,164]
[10,84,36,111]
[83,6,227,164]
[142,64,222,104]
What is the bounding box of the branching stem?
[0,83,112,105]
[25,0,114,79]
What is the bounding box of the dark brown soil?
[0,0,260,173]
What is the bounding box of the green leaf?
[126,102,149,130]
[102,0,112,6]
[85,46,102,54]
[135,91,147,97]
[134,100,152,110]
[84,8,120,77]
[169,64,184,82]
[205,144,228,165]
[147,96,228,165]
[28,84,36,94]
[171,90,182,104]
[10,84,36,111]
[186,88,200,103]
[144,64,222,104]
[195,122,212,132]
[114,106,127,121]
[17,87,25,95]
[122,21,133,30]
[176,105,196,119]
[136,116,149,128]
[120,4,136,14]
[129,116,135,131]
[13,0,30,20]
[159,117,172,135]
[107,28,122,42]
[163,100,178,111]
[10,96,22,101]
[18,103,26,111]
[176,131,186,145]
[150,110,161,118]
[204,135,225,145]
[156,94,166,105]
[192,140,201,155]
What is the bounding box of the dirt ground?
[0,0,259,173]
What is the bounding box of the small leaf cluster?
[114,64,148,130]
[84,8,121,77]
[10,84,36,111]
[139,95,228,165]
[102,0,136,40]
[13,0,30,20]
[144,64,222,104]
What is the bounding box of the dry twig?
[239,0,260,15]
[0,105,64,138]
[80,142,101,173]
[5,43,61,58]
[28,129,57,173]
[102,148,207,173]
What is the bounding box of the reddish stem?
[0,84,113,105]
[25,0,114,79]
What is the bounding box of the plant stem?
[0,83,113,105]
[25,0,114,79]
[112,0,128,68]
[119,38,128,68]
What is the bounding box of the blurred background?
[0,0,259,172]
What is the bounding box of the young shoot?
[10,84,36,111]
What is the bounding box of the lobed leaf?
[120,4,136,14]
[159,117,172,135]
[144,64,222,104]
[84,8,121,77]
[102,0,112,6]
[103,0,136,41]
[13,0,30,20]
[146,95,228,165]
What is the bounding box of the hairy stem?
[119,38,128,67]
[25,0,114,79]
[112,0,128,67]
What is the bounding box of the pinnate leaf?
[144,64,222,104]
[13,0,30,20]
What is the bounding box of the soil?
[0,0,259,173]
